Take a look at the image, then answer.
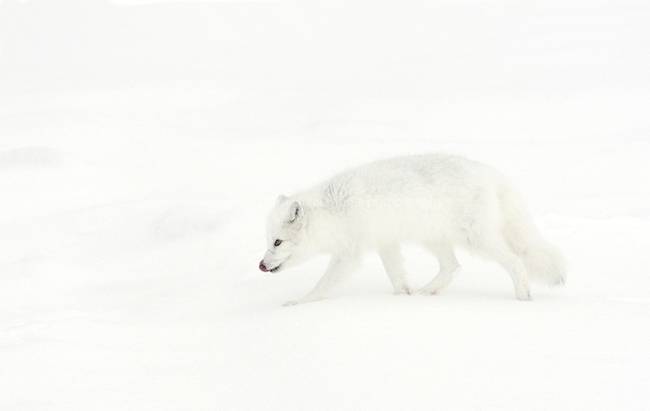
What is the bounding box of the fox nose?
[259,260,269,272]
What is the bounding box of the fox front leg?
[283,254,359,306]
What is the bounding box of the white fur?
[260,154,566,305]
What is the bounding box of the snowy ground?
[2,1,650,410]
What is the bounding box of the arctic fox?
[259,154,566,306]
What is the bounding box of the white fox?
[259,154,566,306]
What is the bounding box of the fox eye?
[274,239,282,247]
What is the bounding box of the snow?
[1,0,650,410]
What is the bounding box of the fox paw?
[282,300,301,307]
[282,297,320,307]
[394,286,412,295]
[416,287,439,296]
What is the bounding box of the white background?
[1,0,649,410]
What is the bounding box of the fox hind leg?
[478,236,531,301]
[378,246,411,295]
[418,243,460,295]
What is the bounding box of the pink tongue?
[259,260,268,272]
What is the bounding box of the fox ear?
[288,201,303,223]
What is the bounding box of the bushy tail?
[499,185,566,286]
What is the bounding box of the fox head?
[259,195,311,273]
